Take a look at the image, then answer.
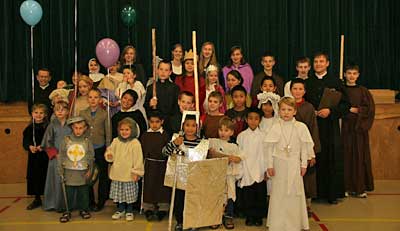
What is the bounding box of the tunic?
[23,122,49,195]
[295,99,320,198]
[342,85,375,194]
[265,118,313,231]
[140,129,171,204]
[305,72,350,201]
[201,114,225,138]
[225,108,249,138]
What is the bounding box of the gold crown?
[184,49,194,61]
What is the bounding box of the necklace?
[279,120,295,157]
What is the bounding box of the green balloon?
[121,5,136,27]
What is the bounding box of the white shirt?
[237,127,266,187]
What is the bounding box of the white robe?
[208,138,243,201]
[265,118,313,231]
[236,127,266,188]
[259,116,277,195]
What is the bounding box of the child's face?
[123,69,136,82]
[124,48,135,63]
[183,119,197,137]
[226,74,240,90]
[54,107,68,120]
[261,79,276,93]
[158,63,172,80]
[232,91,246,108]
[218,125,234,141]
[178,95,194,112]
[246,112,261,130]
[344,69,360,85]
[313,55,330,74]
[172,47,183,61]
[202,44,213,58]
[149,117,163,131]
[52,94,64,105]
[207,71,218,85]
[296,62,311,77]
[72,72,79,85]
[32,108,46,123]
[78,80,90,96]
[261,56,275,71]
[119,124,132,139]
[71,121,87,137]
[121,94,135,110]
[36,70,51,87]
[89,61,99,72]
[184,60,194,74]
[109,63,120,73]
[88,91,100,108]
[290,83,306,100]
[230,49,243,65]
[279,103,296,121]
[261,103,274,118]
[57,80,67,89]
[208,96,221,113]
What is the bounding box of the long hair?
[120,45,137,64]
[199,41,218,76]
[227,45,246,66]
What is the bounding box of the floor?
[0,180,399,231]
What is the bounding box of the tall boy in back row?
[305,52,350,204]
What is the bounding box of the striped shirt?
[162,136,202,157]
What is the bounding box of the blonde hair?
[78,75,93,92]
[199,42,218,76]
[120,45,136,64]
[31,104,48,116]
[54,101,69,111]
[218,116,235,131]
[278,96,296,109]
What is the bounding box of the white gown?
[265,118,314,231]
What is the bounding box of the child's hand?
[36,146,43,152]
[85,170,91,179]
[106,153,113,160]
[264,171,269,181]
[29,145,37,153]
[267,168,275,177]
[308,158,316,167]
[228,156,241,163]
[132,174,139,182]
[173,136,184,146]
[149,97,158,107]
[301,167,307,176]
[350,107,359,114]
[317,108,330,118]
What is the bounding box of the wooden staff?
[152,28,157,109]
[339,35,344,80]
[192,31,199,112]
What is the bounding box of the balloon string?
[128,27,130,44]
[107,68,111,145]
[31,26,36,146]
[72,0,78,117]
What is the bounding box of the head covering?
[88,58,104,83]
[67,116,87,126]
[88,58,100,73]
[206,64,218,75]
[257,91,281,118]
[49,89,70,103]
[118,117,140,141]
[184,49,195,61]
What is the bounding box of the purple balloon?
[96,38,120,68]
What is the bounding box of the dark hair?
[296,56,311,66]
[37,68,51,76]
[171,43,184,60]
[344,63,360,72]
[158,59,172,70]
[226,70,243,85]
[246,106,263,119]
[227,46,245,66]
[183,114,197,125]
[230,85,247,96]
[121,89,138,104]
[290,78,306,90]
[260,51,275,61]
[122,64,137,74]
[314,52,330,62]
[147,109,164,120]
[261,76,276,87]
[178,91,194,101]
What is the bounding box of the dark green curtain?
[1,0,399,102]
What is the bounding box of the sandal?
[79,210,91,219]
[59,212,71,223]
[223,217,235,229]
[210,224,220,229]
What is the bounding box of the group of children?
[24,44,375,230]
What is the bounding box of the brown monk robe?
[295,98,321,199]
[140,129,171,212]
[342,85,375,195]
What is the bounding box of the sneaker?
[175,223,183,231]
[356,192,368,198]
[126,213,134,221]
[112,211,125,220]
